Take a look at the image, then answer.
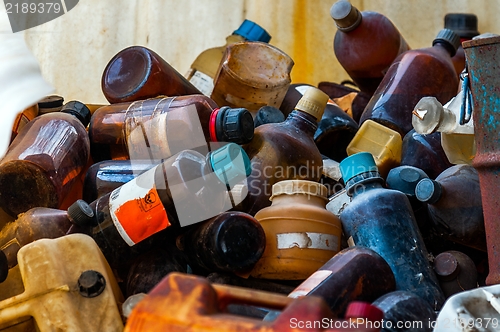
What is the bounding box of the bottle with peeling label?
[70,143,252,272]
[339,152,445,310]
[185,20,271,96]
[250,180,342,280]
[88,95,254,162]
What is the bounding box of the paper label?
[289,270,332,298]
[276,232,339,251]
[189,70,214,96]
[109,165,170,246]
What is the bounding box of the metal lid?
[270,180,328,201]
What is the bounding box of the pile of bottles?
[1,1,499,331]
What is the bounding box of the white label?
[189,70,214,96]
[322,158,342,181]
[276,232,339,251]
[326,189,351,217]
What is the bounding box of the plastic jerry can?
[0,234,124,331]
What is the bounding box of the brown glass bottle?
[330,0,410,95]
[433,250,478,298]
[88,95,253,162]
[101,46,202,104]
[241,87,328,215]
[359,29,460,137]
[0,102,91,217]
[176,211,266,275]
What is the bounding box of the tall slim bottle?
[359,29,460,137]
[330,0,410,95]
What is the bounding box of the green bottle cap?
[209,143,251,186]
[339,152,378,183]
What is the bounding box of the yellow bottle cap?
[270,180,328,201]
[295,87,329,121]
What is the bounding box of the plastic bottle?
[0,200,93,269]
[433,250,478,298]
[415,164,486,252]
[88,95,254,162]
[101,46,201,104]
[359,29,460,137]
[250,180,342,280]
[0,101,91,217]
[330,0,410,95]
[10,103,38,142]
[241,87,328,215]
[71,144,251,271]
[339,152,445,309]
[211,41,294,117]
[185,20,271,96]
[176,211,266,275]
[444,13,480,77]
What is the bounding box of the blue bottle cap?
[339,152,378,184]
[415,178,442,204]
[209,143,252,186]
[386,166,429,197]
[233,20,271,43]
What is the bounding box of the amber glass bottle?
[101,46,201,104]
[330,0,410,95]
[88,95,254,162]
[359,29,460,137]
[0,102,91,217]
[241,87,328,215]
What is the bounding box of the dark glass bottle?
[253,106,285,128]
[241,87,327,215]
[339,152,445,310]
[176,211,266,275]
[359,29,460,137]
[88,95,254,162]
[433,250,478,298]
[0,102,91,217]
[401,129,453,180]
[72,144,251,271]
[415,164,486,252]
[330,0,410,95]
[101,46,202,104]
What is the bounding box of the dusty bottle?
[185,20,271,96]
[250,180,342,280]
[176,211,266,275]
[37,95,64,115]
[102,46,201,104]
[415,164,486,252]
[359,29,460,137]
[445,13,480,77]
[10,103,38,142]
[433,250,478,298]
[88,95,254,162]
[71,144,251,271]
[0,101,91,217]
[339,152,445,309]
[241,87,328,215]
[317,81,371,123]
[330,0,410,95]
[254,106,285,128]
[0,200,93,269]
[401,130,453,180]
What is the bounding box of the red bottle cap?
[345,302,384,322]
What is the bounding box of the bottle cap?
[209,143,252,186]
[345,302,384,321]
[434,252,461,281]
[38,95,64,108]
[444,13,479,39]
[386,166,429,197]
[415,178,442,204]
[68,199,96,227]
[215,107,254,144]
[339,152,378,184]
[254,106,285,127]
[433,29,461,57]
[295,87,329,121]
[78,270,106,298]
[330,0,362,32]
[61,101,92,127]
[233,20,271,43]
[270,180,328,201]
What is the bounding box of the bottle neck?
[345,171,384,198]
[226,34,246,45]
[285,110,318,137]
[271,193,327,208]
[433,41,456,58]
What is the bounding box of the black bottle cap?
[68,199,96,227]
[0,250,8,283]
[78,270,106,298]
[386,166,429,197]
[61,101,91,127]
[444,13,479,39]
[415,178,442,204]
[433,28,461,57]
[254,106,285,128]
[434,252,461,281]
[215,106,254,144]
[38,95,64,108]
